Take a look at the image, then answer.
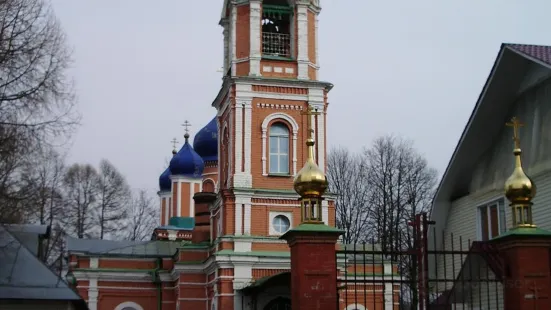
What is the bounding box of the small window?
[477,199,506,241]
[272,215,290,233]
[269,123,290,174]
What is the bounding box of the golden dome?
[293,138,328,197]
[504,149,536,203]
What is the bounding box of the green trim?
[285,223,344,234]
[73,268,156,273]
[216,249,290,258]
[220,235,283,241]
[179,243,210,249]
[262,55,295,62]
[280,223,343,241]
[263,4,293,13]
[267,173,293,178]
[492,227,551,240]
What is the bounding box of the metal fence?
[336,213,504,310]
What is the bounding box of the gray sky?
[50,0,551,192]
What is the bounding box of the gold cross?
[506,117,524,149]
[181,120,191,134]
[301,106,322,140]
[170,138,179,150]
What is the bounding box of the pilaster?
[88,278,98,310]
[296,4,309,80]
[230,5,237,75]
[249,0,262,76]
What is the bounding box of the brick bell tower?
[212,0,334,246]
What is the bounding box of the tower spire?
[294,106,327,224]
[504,117,536,229]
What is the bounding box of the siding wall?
[434,63,551,308]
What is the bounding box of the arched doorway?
[114,301,144,310]
[263,297,291,310]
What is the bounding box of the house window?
[477,199,506,241]
[262,0,292,58]
[269,123,290,174]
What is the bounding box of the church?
[65,1,398,310]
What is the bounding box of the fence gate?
[335,213,504,310]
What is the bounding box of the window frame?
[268,122,291,175]
[476,198,506,241]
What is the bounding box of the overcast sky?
[49,0,551,193]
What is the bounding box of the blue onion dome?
[193,117,218,161]
[159,167,171,191]
[169,133,205,177]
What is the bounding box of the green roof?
[279,223,344,240]
[492,226,551,240]
[168,217,195,229]
[104,241,181,257]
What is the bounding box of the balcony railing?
[262,32,291,58]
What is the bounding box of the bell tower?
[220,0,320,80]
[213,0,333,244]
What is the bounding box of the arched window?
[264,297,291,310]
[269,123,290,174]
[203,179,215,193]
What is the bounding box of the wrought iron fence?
[336,213,504,310]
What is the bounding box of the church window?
[477,198,506,241]
[269,123,290,174]
[269,211,292,235]
[262,0,292,58]
[273,215,290,233]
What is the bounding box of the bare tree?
[363,135,437,308]
[62,163,98,239]
[0,0,78,222]
[326,147,371,244]
[95,159,130,240]
[126,189,158,241]
[363,135,437,250]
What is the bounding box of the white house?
[429,43,551,309]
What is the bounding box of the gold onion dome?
[293,138,328,197]
[504,148,536,204]
[504,117,536,204]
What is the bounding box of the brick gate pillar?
[281,224,343,310]
[490,229,551,310]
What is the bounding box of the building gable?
[430,43,551,247]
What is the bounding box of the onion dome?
[193,117,218,161]
[504,117,536,204]
[159,167,171,191]
[169,133,204,177]
[504,155,536,204]
[293,137,328,198]
[503,117,537,229]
